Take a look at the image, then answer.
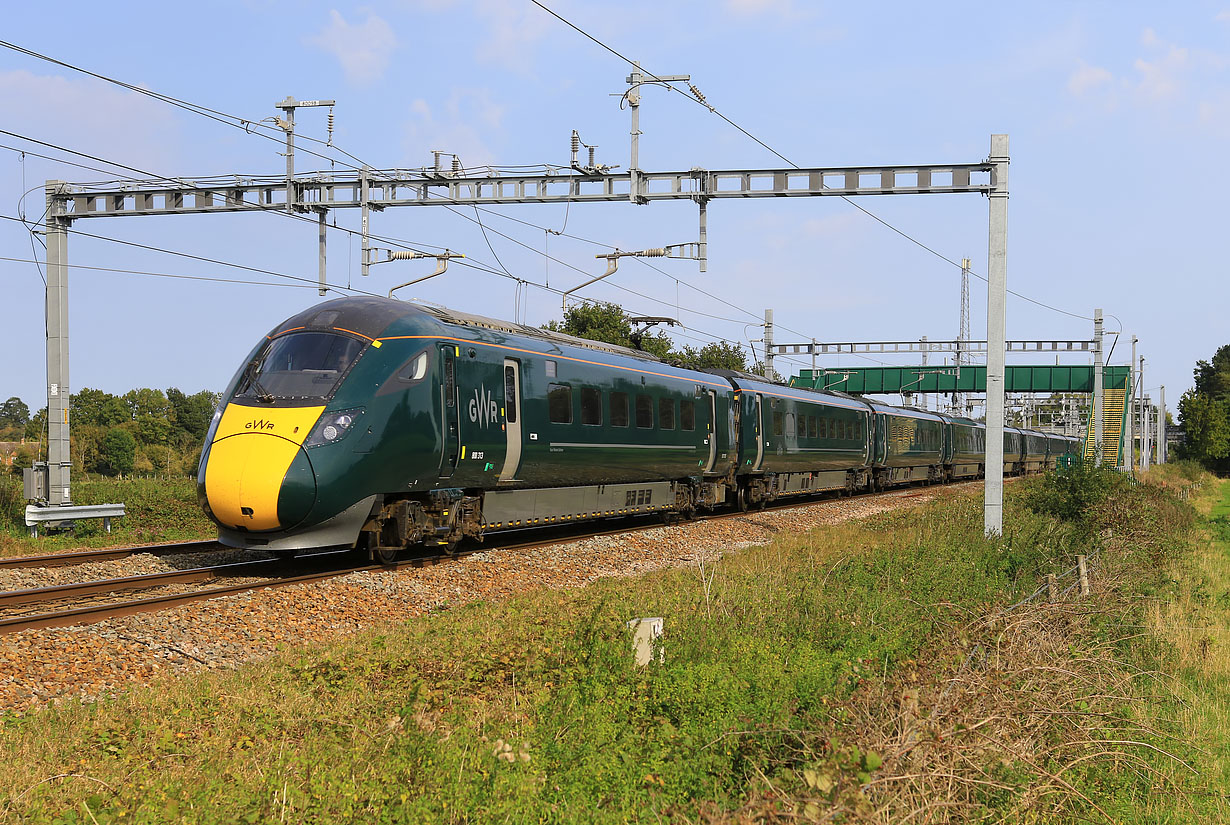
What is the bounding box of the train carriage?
[867,403,946,489]
[720,374,873,507]
[1021,430,1049,474]
[941,415,986,480]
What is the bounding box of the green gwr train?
[197,297,1079,562]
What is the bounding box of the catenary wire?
[528,0,1094,324]
[0,43,886,352]
[0,255,332,289]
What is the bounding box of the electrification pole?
[984,134,1009,537]
[1093,309,1103,467]
[1158,385,1166,465]
[764,309,776,382]
[1127,335,1136,471]
[44,182,70,506]
[1139,356,1146,471]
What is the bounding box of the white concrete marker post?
[627,617,664,666]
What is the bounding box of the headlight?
[304,408,365,448]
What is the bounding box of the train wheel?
[372,542,399,566]
[738,485,750,512]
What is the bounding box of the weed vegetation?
[0,476,215,558]
[0,469,1220,823]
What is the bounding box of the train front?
[197,298,417,553]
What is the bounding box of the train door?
[704,390,717,472]
[753,393,765,471]
[439,345,459,478]
[499,358,522,482]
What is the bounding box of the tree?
[1178,344,1230,474]
[98,427,136,476]
[71,388,129,428]
[544,302,673,358]
[9,445,34,477]
[0,397,29,429]
[123,388,173,446]
[672,340,748,372]
[24,407,46,442]
[544,302,750,369]
[1194,345,1230,400]
[167,388,219,445]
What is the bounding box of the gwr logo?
[246,420,275,431]
[468,386,499,427]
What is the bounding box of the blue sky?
[2,1,1225,418]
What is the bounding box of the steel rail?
[0,539,221,570]
[1,480,983,635]
[0,558,287,608]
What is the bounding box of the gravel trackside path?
[0,483,979,714]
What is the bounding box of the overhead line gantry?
[35,110,1011,534]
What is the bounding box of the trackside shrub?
[1021,462,1131,525]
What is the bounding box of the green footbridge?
[789,364,1132,465]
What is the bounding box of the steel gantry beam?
[38,136,1007,533]
[773,339,1095,356]
[54,162,994,219]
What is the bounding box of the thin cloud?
[402,88,506,167]
[307,10,398,85]
[1067,62,1113,97]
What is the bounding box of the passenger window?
[504,365,517,424]
[659,397,675,430]
[681,399,695,431]
[398,351,429,383]
[785,413,796,439]
[610,391,629,427]
[809,415,818,439]
[548,383,572,424]
[545,360,557,378]
[581,388,602,426]
[773,411,784,437]
[636,394,653,428]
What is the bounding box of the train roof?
[713,372,874,411]
[271,296,661,361]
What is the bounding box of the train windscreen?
[236,332,365,403]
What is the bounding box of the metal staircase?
[1082,386,1129,465]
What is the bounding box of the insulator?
[388,250,424,261]
[588,147,595,166]
[326,109,334,145]
[571,131,580,153]
[640,248,667,257]
[689,83,710,107]
[452,156,461,173]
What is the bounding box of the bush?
[1021,462,1131,525]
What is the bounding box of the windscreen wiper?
[241,359,276,403]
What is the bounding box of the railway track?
[0,483,962,636]
[0,539,222,570]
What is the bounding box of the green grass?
[0,470,1209,823]
[0,475,215,558]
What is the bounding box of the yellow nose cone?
[203,404,324,530]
